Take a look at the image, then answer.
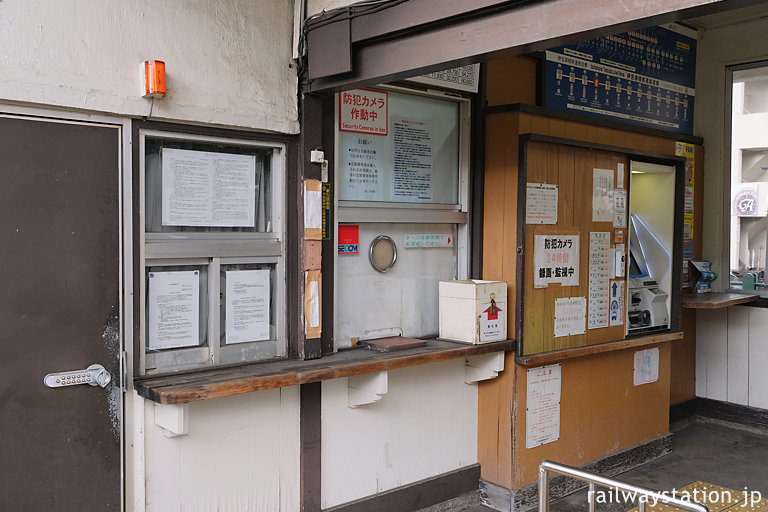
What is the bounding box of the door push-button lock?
[43,364,111,389]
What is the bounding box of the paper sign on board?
[534,235,580,288]
[526,183,558,224]
[339,89,388,135]
[526,364,562,449]
[554,297,586,337]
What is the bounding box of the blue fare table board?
[545,23,697,135]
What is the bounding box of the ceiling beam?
[305,0,760,92]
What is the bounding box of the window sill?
[134,339,513,404]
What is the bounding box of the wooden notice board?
[516,135,684,359]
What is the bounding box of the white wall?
[137,387,300,512]
[0,0,298,134]
[321,359,478,508]
[696,306,768,409]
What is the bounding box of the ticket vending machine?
[627,161,675,333]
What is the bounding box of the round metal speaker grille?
[369,235,397,273]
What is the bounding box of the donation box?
[439,280,508,344]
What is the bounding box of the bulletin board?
[516,134,685,360]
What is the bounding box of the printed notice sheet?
[526,364,562,449]
[554,297,586,337]
[392,118,433,202]
[225,270,270,344]
[339,134,386,200]
[588,232,611,329]
[613,189,627,228]
[616,163,625,189]
[162,148,256,227]
[534,234,579,288]
[592,168,614,222]
[526,183,558,224]
[148,270,200,350]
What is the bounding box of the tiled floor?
[447,418,768,512]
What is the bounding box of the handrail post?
[538,466,550,512]
[588,483,596,512]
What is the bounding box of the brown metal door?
[0,115,121,509]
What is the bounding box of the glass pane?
[219,263,277,346]
[730,65,768,290]
[145,265,208,352]
[145,138,272,233]
[338,90,460,204]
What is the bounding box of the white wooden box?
[439,280,507,344]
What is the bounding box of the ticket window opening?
[628,162,675,333]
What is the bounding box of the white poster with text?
[526,364,562,449]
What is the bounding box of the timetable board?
[545,23,697,134]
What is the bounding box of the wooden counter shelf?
[516,331,684,366]
[134,339,514,405]
[682,292,758,309]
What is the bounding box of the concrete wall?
[0,0,298,133]
[321,360,478,508]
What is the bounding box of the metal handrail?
[538,460,709,512]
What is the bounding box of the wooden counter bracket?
[134,339,514,405]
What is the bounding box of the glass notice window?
[338,89,461,205]
[139,130,285,374]
[145,138,272,233]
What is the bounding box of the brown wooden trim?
[301,383,322,512]
[520,132,687,165]
[321,94,336,355]
[134,339,513,404]
[471,63,488,278]
[517,332,682,366]
[486,103,704,145]
[306,0,751,92]
[324,464,480,512]
[682,292,758,309]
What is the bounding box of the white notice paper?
[339,134,387,200]
[617,163,625,189]
[148,270,200,350]
[225,270,271,344]
[634,348,660,385]
[592,168,614,222]
[534,235,580,288]
[526,364,561,449]
[526,183,558,224]
[310,280,320,328]
[392,118,434,202]
[305,189,322,230]
[554,297,586,337]
[613,189,627,228]
[609,280,625,327]
[162,148,256,227]
[588,232,611,329]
